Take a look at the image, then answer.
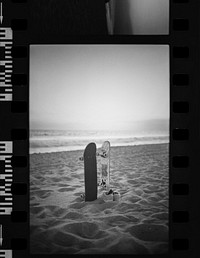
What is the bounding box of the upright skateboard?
[80,141,120,202]
[83,142,97,201]
[97,141,110,190]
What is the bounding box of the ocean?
[30,130,169,154]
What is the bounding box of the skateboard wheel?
[102,191,113,201]
[113,192,120,202]
[99,179,106,187]
[106,189,113,195]
[80,193,85,200]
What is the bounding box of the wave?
[30,131,169,154]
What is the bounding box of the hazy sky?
[30,45,169,131]
[113,0,169,34]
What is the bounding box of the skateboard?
[83,142,97,201]
[80,141,120,202]
[97,141,110,191]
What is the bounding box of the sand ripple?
[127,223,168,242]
[30,144,169,254]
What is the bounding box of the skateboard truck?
[97,150,107,158]
[98,178,107,188]
[79,151,105,161]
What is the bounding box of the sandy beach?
[30,143,169,254]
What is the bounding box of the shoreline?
[30,142,169,155]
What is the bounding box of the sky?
[113,0,169,34]
[30,45,169,131]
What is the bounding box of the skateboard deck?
[98,141,110,190]
[83,142,97,201]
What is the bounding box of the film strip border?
[0,28,13,101]
[0,0,199,257]
[0,0,28,257]
[170,0,199,256]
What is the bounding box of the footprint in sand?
[102,214,132,227]
[147,196,160,203]
[58,184,70,187]
[30,196,37,202]
[107,236,149,254]
[134,188,144,196]
[62,176,73,181]
[127,179,138,185]
[33,190,53,199]
[63,222,106,240]
[58,187,75,192]
[127,223,168,242]
[151,212,168,220]
[52,231,93,249]
[45,205,67,218]
[50,178,61,182]
[30,206,44,215]
[30,202,40,207]
[64,211,84,220]
[127,195,141,204]
[31,187,40,191]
